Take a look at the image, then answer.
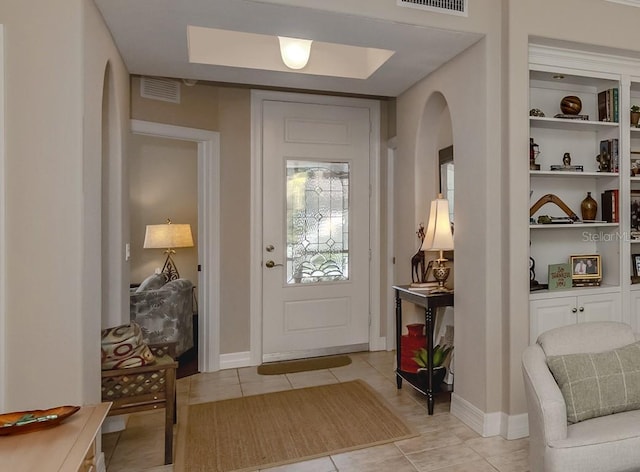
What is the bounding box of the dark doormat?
[257,354,352,375]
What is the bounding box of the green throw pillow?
[547,340,640,423]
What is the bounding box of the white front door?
[261,100,371,361]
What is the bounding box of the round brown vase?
[632,111,640,128]
[581,192,598,221]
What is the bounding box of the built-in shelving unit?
[528,46,628,340]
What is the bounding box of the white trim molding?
[130,120,221,372]
[451,394,529,439]
[219,351,252,370]
[250,90,382,365]
[0,24,6,412]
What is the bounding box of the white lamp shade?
[421,195,454,252]
[278,36,312,70]
[143,223,194,249]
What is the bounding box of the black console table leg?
[426,306,434,415]
[395,290,403,389]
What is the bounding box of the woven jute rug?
[176,379,417,472]
[257,354,352,375]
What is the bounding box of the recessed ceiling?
[94,0,483,97]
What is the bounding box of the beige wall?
[0,0,129,409]
[131,81,252,353]
[129,135,199,287]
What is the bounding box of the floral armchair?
[130,274,194,356]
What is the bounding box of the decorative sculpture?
[411,224,426,283]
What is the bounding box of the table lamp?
[421,194,454,293]
[143,219,194,281]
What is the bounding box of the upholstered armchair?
[130,274,194,356]
[522,321,640,472]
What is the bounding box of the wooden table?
[0,402,111,472]
[393,285,454,414]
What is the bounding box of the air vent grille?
[140,77,181,104]
[397,0,467,16]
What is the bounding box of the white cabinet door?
[530,297,577,344]
[530,292,622,344]
[578,293,621,323]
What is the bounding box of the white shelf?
[530,170,618,178]
[529,284,620,301]
[530,222,618,229]
[530,116,619,131]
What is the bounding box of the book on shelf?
[601,189,619,223]
[599,138,619,172]
[573,280,602,287]
[550,165,583,171]
[553,114,589,120]
[597,88,619,122]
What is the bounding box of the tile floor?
[102,351,529,472]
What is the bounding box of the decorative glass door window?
[286,160,350,284]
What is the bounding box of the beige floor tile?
[406,444,483,472]
[486,448,530,472]
[424,459,500,472]
[188,382,243,404]
[238,366,286,383]
[396,431,463,454]
[331,443,417,472]
[286,369,339,388]
[101,431,120,466]
[241,377,293,396]
[260,456,336,471]
[190,368,240,387]
[465,436,529,458]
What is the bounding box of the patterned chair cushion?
[546,340,640,423]
[101,321,156,370]
[136,272,167,292]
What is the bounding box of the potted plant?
[631,105,640,128]
[413,344,453,392]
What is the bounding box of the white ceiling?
[94,0,483,97]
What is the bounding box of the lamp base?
[431,260,451,293]
[161,253,181,281]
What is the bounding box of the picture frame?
[632,254,640,278]
[570,254,601,281]
[631,190,640,230]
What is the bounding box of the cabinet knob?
[579,306,584,312]
[571,307,577,313]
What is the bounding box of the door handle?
[265,260,283,268]
[571,307,577,313]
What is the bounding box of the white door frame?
[250,91,382,365]
[386,137,397,350]
[130,120,221,372]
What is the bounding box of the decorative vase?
[400,323,426,373]
[561,95,582,115]
[581,192,598,221]
[631,111,640,128]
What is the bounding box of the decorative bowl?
[0,405,80,435]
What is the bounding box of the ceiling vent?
[397,0,467,16]
[140,77,181,104]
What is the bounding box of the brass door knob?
[265,260,283,268]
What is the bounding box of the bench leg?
[164,367,176,465]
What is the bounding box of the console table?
[0,402,111,472]
[393,285,454,414]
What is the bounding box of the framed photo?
[570,254,601,281]
[633,254,640,278]
[631,190,640,230]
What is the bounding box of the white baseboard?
[451,393,529,439]
[96,452,106,472]
[369,336,387,351]
[219,351,253,369]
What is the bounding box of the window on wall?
[439,145,454,223]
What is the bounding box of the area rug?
[176,379,417,472]
[257,354,352,375]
